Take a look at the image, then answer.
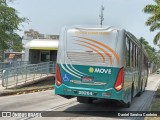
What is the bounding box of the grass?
[155,88,160,96]
[149,85,160,111]
[145,84,160,120]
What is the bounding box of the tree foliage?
[9,33,23,52]
[0,0,28,61]
[143,0,160,44]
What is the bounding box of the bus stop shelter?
[24,39,58,64]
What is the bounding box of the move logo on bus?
[89,67,112,74]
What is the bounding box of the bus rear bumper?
[55,84,123,101]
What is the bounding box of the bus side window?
[136,46,138,68]
[142,54,144,69]
[132,43,135,68]
[130,41,133,67]
[125,37,130,67]
[135,45,137,68]
[144,55,148,71]
[137,48,139,67]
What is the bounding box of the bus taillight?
[56,64,62,86]
[114,67,124,91]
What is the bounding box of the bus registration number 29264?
[78,91,93,96]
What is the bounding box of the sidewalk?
[0,74,55,96]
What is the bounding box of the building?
[23,29,59,40]
[22,29,59,63]
[24,39,58,64]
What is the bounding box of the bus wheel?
[125,102,131,108]
[123,100,131,108]
[77,97,93,104]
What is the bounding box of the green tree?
[9,33,23,52]
[143,0,160,45]
[0,0,28,61]
[139,37,149,46]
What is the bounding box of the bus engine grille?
[66,51,112,65]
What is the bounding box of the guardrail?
[1,61,56,88]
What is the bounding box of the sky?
[11,0,159,49]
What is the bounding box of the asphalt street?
[0,74,160,120]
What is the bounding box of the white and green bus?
[55,26,148,107]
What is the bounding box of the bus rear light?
[56,64,62,86]
[114,67,124,91]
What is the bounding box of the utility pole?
[99,5,104,27]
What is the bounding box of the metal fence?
[0,61,29,70]
[1,61,56,88]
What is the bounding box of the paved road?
[0,74,160,120]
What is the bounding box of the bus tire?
[125,102,131,108]
[123,101,131,108]
[77,97,93,104]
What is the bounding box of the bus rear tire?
[121,100,130,108]
[77,97,93,104]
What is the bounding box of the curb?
[0,86,54,97]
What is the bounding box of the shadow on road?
[59,100,126,118]
[46,90,157,119]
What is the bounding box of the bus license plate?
[78,91,93,96]
[81,76,93,82]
